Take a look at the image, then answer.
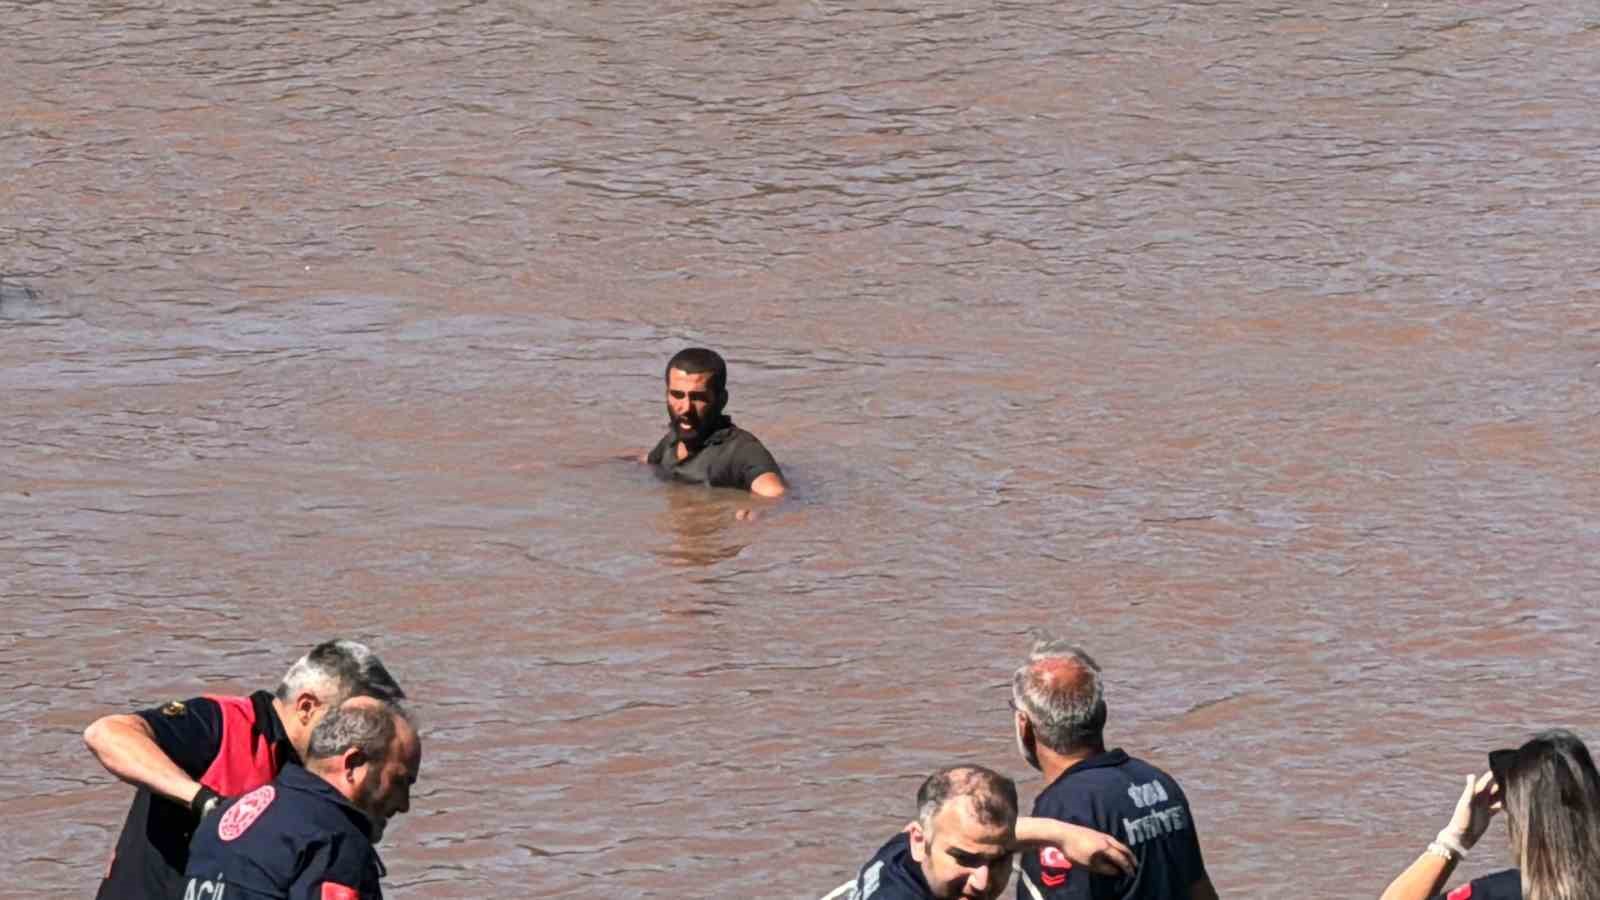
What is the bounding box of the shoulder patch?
[1447,885,1473,900]
[321,883,359,900]
[1039,845,1072,887]
[161,700,187,717]
[218,785,276,841]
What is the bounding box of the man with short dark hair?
[832,765,1021,900]
[822,766,1137,900]
[181,696,421,900]
[83,640,405,899]
[643,347,786,497]
[1009,640,1217,900]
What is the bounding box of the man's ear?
[295,691,321,726]
[341,747,369,783]
[907,820,928,862]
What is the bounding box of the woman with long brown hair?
[1380,729,1600,900]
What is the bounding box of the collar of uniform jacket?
[251,689,301,767]
[1047,748,1132,788]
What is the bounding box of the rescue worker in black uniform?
[1008,640,1219,900]
[83,640,405,900]
[822,767,1138,900]
[829,765,1021,900]
[641,347,787,498]
[182,696,421,900]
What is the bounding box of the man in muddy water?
[642,347,787,498]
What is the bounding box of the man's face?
[665,368,722,443]
[910,797,1016,900]
[353,720,421,843]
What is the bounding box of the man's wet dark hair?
[665,347,727,396]
[915,764,1019,833]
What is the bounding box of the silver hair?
[275,639,405,706]
[1010,637,1107,754]
[305,700,411,763]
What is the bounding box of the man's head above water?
[907,765,1019,900]
[663,347,729,447]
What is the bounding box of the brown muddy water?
[4,1,1600,897]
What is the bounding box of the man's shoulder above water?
[646,418,783,491]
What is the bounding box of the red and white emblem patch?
[1039,845,1072,887]
[218,785,276,841]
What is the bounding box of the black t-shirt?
[184,762,385,899]
[646,417,781,490]
[827,832,935,900]
[1019,750,1207,900]
[1431,869,1521,900]
[95,691,293,900]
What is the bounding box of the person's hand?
[1443,771,1500,851]
[190,785,226,820]
[1054,824,1136,877]
[1014,817,1136,877]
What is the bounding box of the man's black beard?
[668,405,725,446]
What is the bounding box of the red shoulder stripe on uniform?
[1447,884,1473,900]
[321,883,359,900]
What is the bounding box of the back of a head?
[665,347,727,395]
[1011,638,1107,754]
[1504,729,1600,900]
[277,639,405,706]
[306,698,407,765]
[915,764,1019,835]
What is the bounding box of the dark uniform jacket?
[646,417,782,490]
[831,833,935,900]
[97,691,295,900]
[1019,750,1207,900]
[1432,869,1520,900]
[182,762,385,900]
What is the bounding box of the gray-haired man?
[1009,640,1217,900]
[823,766,1136,900]
[182,696,422,899]
[84,639,405,900]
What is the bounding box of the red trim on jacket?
[199,694,284,796]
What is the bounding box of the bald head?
[1011,639,1107,754]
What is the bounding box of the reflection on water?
[654,486,750,569]
[5,1,1600,897]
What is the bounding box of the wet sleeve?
[287,837,383,900]
[135,696,224,777]
[726,435,781,489]
[645,434,670,465]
